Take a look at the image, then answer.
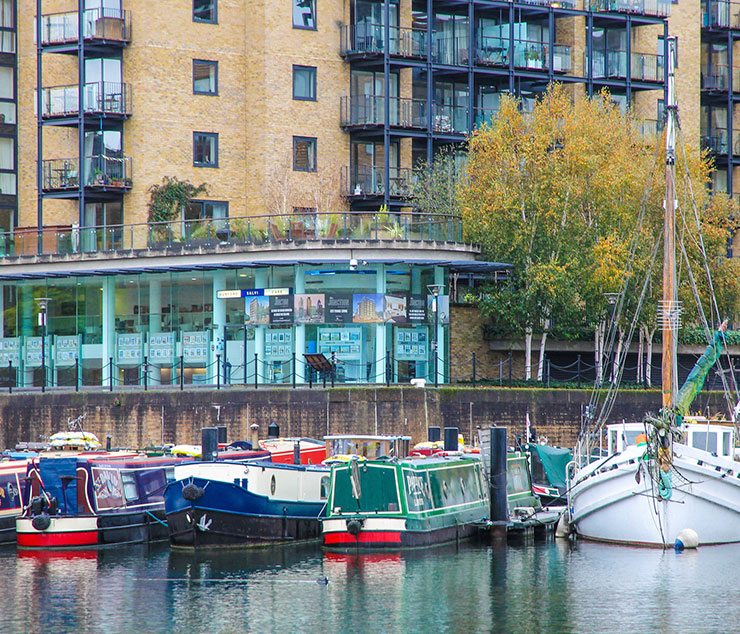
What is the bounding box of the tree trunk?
[612,328,624,383]
[594,320,604,384]
[537,329,548,382]
[525,327,533,380]
[637,326,644,384]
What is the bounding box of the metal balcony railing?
[40,8,131,46]
[586,0,671,17]
[587,51,663,82]
[340,95,427,129]
[342,166,414,198]
[702,0,740,28]
[0,212,465,258]
[41,82,132,118]
[701,129,730,153]
[434,35,470,66]
[636,119,664,138]
[476,36,571,73]
[41,155,133,191]
[340,23,427,58]
[701,65,740,91]
[432,103,469,135]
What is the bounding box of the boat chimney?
[217,425,227,444]
[444,427,458,452]
[268,422,280,439]
[293,440,301,465]
[105,436,112,452]
[201,427,218,461]
[428,426,441,442]
[250,423,260,450]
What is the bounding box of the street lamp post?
[35,298,50,392]
[427,284,443,388]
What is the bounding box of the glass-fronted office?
[0,262,451,387]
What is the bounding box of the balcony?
[41,82,132,119]
[341,24,427,59]
[587,51,664,82]
[476,37,572,73]
[701,128,730,154]
[432,104,469,135]
[701,65,740,92]
[0,212,465,258]
[340,95,427,130]
[41,155,133,192]
[635,118,664,138]
[586,0,671,17]
[342,166,414,199]
[702,0,740,28]
[40,8,131,47]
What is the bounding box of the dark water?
[1,538,738,633]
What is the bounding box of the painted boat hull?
[16,510,169,549]
[164,463,328,548]
[0,515,19,545]
[569,443,740,546]
[322,517,479,549]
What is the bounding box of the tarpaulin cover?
[530,445,572,490]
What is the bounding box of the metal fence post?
[547,358,551,388]
[143,356,148,391]
[577,354,582,388]
[216,354,221,390]
[292,352,296,389]
[508,352,512,387]
[254,353,258,389]
[109,357,113,392]
[385,352,390,387]
[75,357,79,392]
[472,352,477,388]
[180,355,184,391]
[8,360,11,394]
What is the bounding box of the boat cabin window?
[691,431,718,454]
[138,469,167,499]
[120,471,138,503]
[608,428,643,453]
[320,476,329,500]
[330,439,384,459]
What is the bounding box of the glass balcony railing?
[701,65,740,91]
[340,23,427,58]
[635,119,664,138]
[41,82,132,118]
[432,103,469,134]
[340,95,427,128]
[41,155,133,191]
[586,0,671,17]
[586,51,663,82]
[702,0,740,28]
[0,212,465,258]
[40,8,131,46]
[701,129,730,154]
[342,166,415,198]
[474,107,498,129]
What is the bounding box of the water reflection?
[0,540,739,632]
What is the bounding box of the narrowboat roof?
[323,435,412,441]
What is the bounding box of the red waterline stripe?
[324,531,402,545]
[17,530,99,548]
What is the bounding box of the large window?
[193,0,216,23]
[293,0,315,29]
[293,137,316,171]
[186,200,228,220]
[293,65,316,101]
[193,60,218,95]
[0,136,15,195]
[193,132,218,167]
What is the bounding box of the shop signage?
[117,333,142,366]
[182,331,209,363]
[218,287,292,299]
[25,337,51,368]
[148,332,175,364]
[0,337,21,365]
[55,335,80,367]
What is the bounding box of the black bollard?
[428,426,441,442]
[201,427,219,462]
[490,426,508,523]
[443,427,458,452]
[217,425,227,444]
[268,422,280,438]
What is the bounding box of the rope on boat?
[144,510,168,527]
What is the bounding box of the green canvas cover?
[530,445,572,490]
[675,327,725,420]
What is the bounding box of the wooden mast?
[662,37,679,412]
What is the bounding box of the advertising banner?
[116,333,142,366]
[55,335,80,367]
[352,293,383,323]
[182,331,209,363]
[325,293,353,323]
[245,296,270,326]
[407,295,427,323]
[148,332,175,365]
[269,296,294,324]
[294,294,325,324]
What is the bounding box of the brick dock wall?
[0,387,730,451]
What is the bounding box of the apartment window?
[293,0,315,29]
[193,132,218,167]
[0,136,14,195]
[293,137,316,171]
[186,200,228,220]
[293,66,316,101]
[193,60,218,95]
[193,0,216,23]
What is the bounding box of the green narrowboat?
[321,454,489,548]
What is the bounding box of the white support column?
[148,279,162,385]
[375,264,386,383]
[294,265,305,384]
[102,277,115,387]
[211,271,226,385]
[434,266,446,386]
[254,269,268,384]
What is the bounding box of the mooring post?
[490,426,508,542]
[428,426,441,442]
[443,427,458,451]
[201,427,218,461]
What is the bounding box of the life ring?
[182,483,205,501]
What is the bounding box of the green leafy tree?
[147,176,208,224]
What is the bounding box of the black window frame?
[293,136,317,172]
[193,0,217,24]
[193,59,218,96]
[193,132,219,168]
[292,65,317,101]
[292,0,316,30]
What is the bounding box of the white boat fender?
[555,513,570,539]
[674,528,699,551]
